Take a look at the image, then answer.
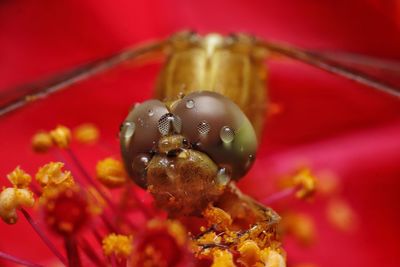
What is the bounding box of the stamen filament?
[0,250,43,267]
[261,187,297,205]
[64,236,81,267]
[20,208,68,265]
[67,148,153,219]
[79,238,107,267]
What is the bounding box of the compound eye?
[120,100,169,188]
[171,91,258,180]
[157,113,182,136]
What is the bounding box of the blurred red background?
[0,0,399,266]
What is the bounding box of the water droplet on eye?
[137,117,145,127]
[216,168,230,186]
[220,126,235,143]
[246,154,255,168]
[122,122,135,139]
[131,154,151,187]
[185,99,195,109]
[148,109,154,117]
[197,121,210,135]
[120,122,135,147]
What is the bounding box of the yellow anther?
[196,231,222,246]
[211,249,235,267]
[326,198,357,232]
[32,131,53,153]
[36,162,74,198]
[73,123,100,144]
[96,157,127,188]
[260,249,286,267]
[7,166,31,188]
[0,187,35,224]
[202,205,232,229]
[50,125,71,149]
[102,233,133,259]
[238,240,261,266]
[282,213,315,246]
[293,169,317,199]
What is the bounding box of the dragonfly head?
[120,91,258,215]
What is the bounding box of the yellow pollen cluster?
[49,125,71,149]
[31,131,53,153]
[282,213,316,246]
[261,248,286,267]
[73,123,100,144]
[293,169,317,199]
[194,204,284,266]
[32,125,72,152]
[102,233,133,259]
[7,166,32,188]
[211,249,235,267]
[202,205,233,229]
[96,157,127,188]
[0,167,35,224]
[326,198,357,232]
[35,162,74,198]
[237,241,286,267]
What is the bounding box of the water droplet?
[185,99,195,109]
[197,121,210,135]
[220,126,235,143]
[148,109,154,117]
[217,168,230,186]
[246,154,255,168]
[121,122,135,145]
[137,117,145,127]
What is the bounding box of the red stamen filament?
[64,236,81,267]
[79,238,107,267]
[0,250,43,267]
[66,148,153,221]
[20,208,68,265]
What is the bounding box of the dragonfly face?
[120,91,258,215]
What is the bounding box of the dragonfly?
[0,31,399,264]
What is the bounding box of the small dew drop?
[217,168,230,186]
[246,154,255,168]
[148,109,154,117]
[185,99,195,109]
[197,121,210,135]
[137,117,145,127]
[220,126,235,143]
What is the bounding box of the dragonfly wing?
[0,39,167,117]
[258,40,400,98]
